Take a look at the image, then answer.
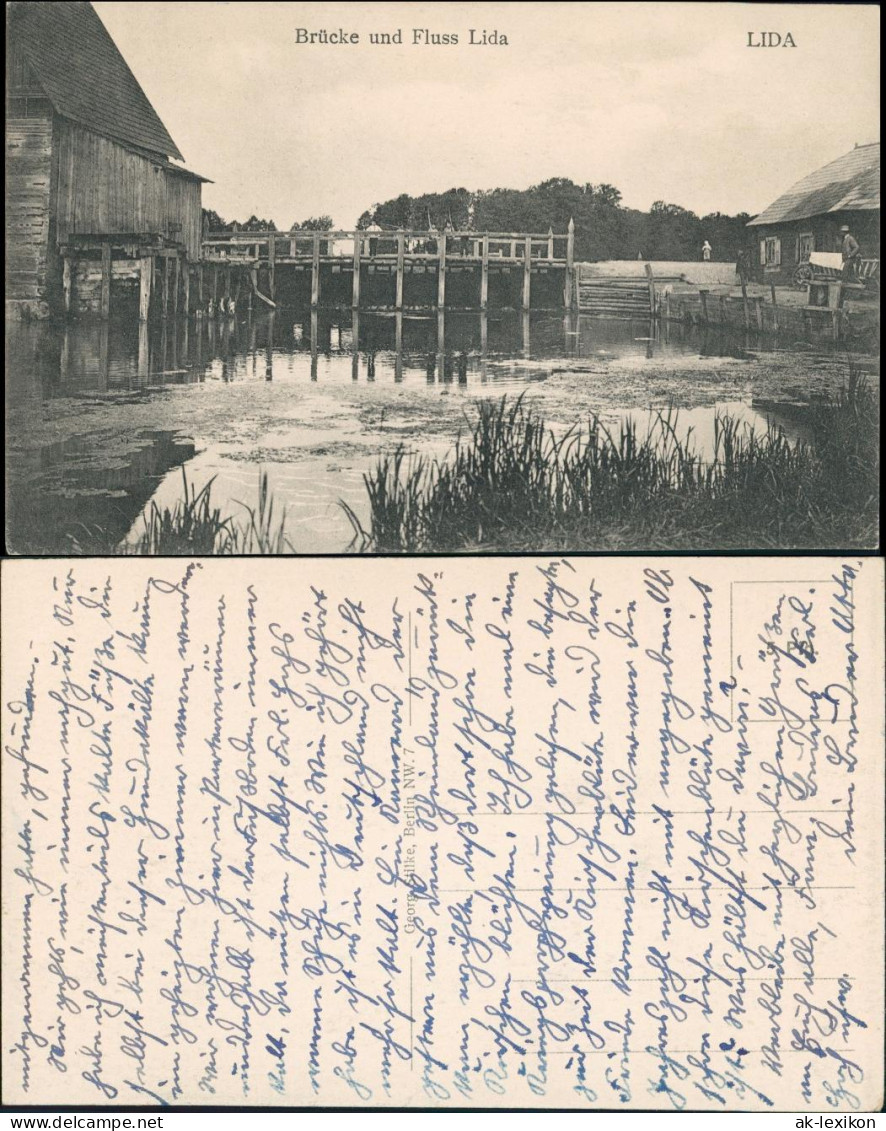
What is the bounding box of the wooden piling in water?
[311,232,320,307]
[396,230,405,310]
[138,255,152,322]
[268,234,276,299]
[437,233,447,308]
[480,234,489,310]
[100,241,111,320]
[161,255,170,319]
[644,262,656,317]
[522,235,532,311]
[137,320,149,379]
[564,218,575,309]
[395,311,403,381]
[172,255,180,318]
[352,231,362,308]
[63,256,72,316]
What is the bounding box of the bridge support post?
[138,255,152,322]
[522,235,532,311]
[437,232,447,308]
[311,232,320,307]
[480,234,489,310]
[268,234,276,299]
[309,309,318,380]
[351,310,360,381]
[137,320,149,378]
[161,255,170,319]
[564,217,575,309]
[100,241,112,320]
[173,254,181,318]
[63,255,73,316]
[645,262,656,317]
[396,230,405,310]
[436,307,445,370]
[352,231,361,308]
[99,243,112,320]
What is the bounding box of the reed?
[63,467,294,554]
[346,381,878,551]
[132,467,294,554]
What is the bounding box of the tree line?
[202,178,753,262]
[202,211,333,233]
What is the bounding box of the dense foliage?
[356,179,753,262]
[205,180,752,260]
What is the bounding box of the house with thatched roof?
[747,143,879,284]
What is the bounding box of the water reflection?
[6,431,195,553]
[7,309,767,403]
[5,309,823,553]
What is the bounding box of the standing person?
[702,240,712,262]
[735,247,749,285]
[840,224,861,281]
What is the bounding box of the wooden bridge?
[198,223,576,314]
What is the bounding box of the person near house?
[735,247,749,284]
[702,240,712,261]
[840,224,861,281]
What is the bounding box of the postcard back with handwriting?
[1,557,883,1109]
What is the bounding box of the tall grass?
[345,381,878,551]
[64,467,294,554]
[131,467,294,554]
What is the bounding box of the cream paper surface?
[1,556,883,1109]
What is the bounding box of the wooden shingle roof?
[8,0,184,161]
[748,143,880,227]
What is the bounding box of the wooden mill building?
[747,143,880,284]
[6,0,207,319]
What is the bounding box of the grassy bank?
[344,380,879,551]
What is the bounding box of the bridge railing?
[202,228,574,263]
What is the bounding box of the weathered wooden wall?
[5,110,55,315]
[55,121,202,259]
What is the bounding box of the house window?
[760,236,781,268]
[797,232,814,262]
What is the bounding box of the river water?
[5,310,873,553]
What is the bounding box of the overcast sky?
[95,1,880,228]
